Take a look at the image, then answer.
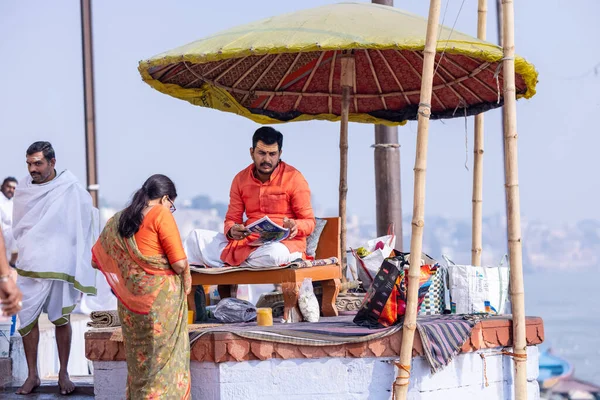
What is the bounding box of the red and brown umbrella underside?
[148,49,527,124]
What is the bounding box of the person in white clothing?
[0,227,22,318]
[13,141,98,395]
[0,177,18,265]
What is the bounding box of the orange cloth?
[221,161,315,266]
[135,206,187,264]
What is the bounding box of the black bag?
[194,285,208,323]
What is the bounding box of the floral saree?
[93,213,191,400]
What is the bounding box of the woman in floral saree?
[92,174,191,400]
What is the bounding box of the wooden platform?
[188,217,343,320]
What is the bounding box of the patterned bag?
[418,264,448,315]
[353,253,404,328]
[354,251,437,328]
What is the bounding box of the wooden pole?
[372,0,403,248]
[471,0,487,266]
[496,0,510,256]
[339,55,355,280]
[393,0,441,398]
[81,0,99,207]
[501,0,528,398]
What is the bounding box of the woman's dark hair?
[118,174,177,238]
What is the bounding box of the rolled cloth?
[88,310,120,328]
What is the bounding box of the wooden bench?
[187,217,342,321]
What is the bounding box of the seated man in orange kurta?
[184,126,316,268]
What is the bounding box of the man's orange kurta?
[221,161,315,266]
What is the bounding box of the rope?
[493,57,515,103]
[463,106,469,171]
[433,0,467,79]
[437,0,450,44]
[501,350,528,362]
[391,362,411,400]
[451,100,469,171]
[479,349,528,388]
[480,354,490,387]
[371,143,401,149]
[418,102,432,119]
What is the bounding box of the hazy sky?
[1,0,599,224]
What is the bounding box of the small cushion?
[306,218,328,258]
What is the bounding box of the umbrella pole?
[80,0,99,207]
[501,0,528,398]
[339,55,355,279]
[471,0,487,266]
[393,0,441,399]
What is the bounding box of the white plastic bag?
[352,233,395,290]
[445,255,511,315]
[298,278,320,322]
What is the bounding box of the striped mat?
[189,315,483,373]
[416,314,487,373]
[189,315,402,346]
[95,314,483,373]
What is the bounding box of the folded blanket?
[87,310,120,328]
[287,257,339,269]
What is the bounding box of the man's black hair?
[26,141,55,162]
[2,177,17,186]
[252,127,283,151]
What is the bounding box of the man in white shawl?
[0,176,18,263]
[12,141,98,395]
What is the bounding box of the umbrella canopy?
[139,2,537,126]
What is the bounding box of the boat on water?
[539,347,600,400]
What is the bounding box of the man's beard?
[30,173,43,182]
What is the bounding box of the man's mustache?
[260,163,272,168]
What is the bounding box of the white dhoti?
[184,229,301,268]
[17,276,80,336]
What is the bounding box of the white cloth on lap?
[185,229,301,268]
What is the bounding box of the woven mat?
[187,315,402,346]
[104,323,224,342]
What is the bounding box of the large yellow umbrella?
[138,1,537,277]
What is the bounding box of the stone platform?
[86,316,544,399]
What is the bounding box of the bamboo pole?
[471,0,487,266]
[496,0,510,256]
[339,55,355,279]
[393,1,441,398]
[501,0,528,398]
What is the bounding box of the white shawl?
[12,170,98,295]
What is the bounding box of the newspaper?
[246,216,290,246]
